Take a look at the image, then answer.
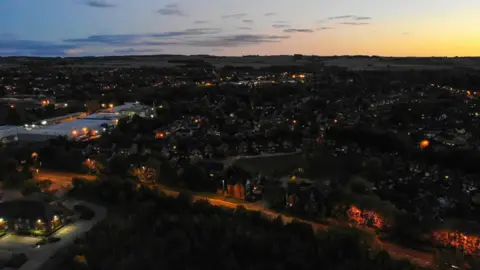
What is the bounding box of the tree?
[5,107,21,125]
[38,179,52,192]
[21,179,41,196]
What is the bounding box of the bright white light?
[64,103,68,107]
[150,114,154,118]
[41,121,47,125]
[32,124,36,128]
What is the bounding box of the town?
[0,55,480,269]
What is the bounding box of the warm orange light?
[194,119,199,123]
[155,132,165,139]
[292,75,297,79]
[467,90,472,96]
[9,104,14,108]
[72,130,78,136]
[347,205,385,229]
[299,74,305,78]
[420,140,430,149]
[333,119,338,124]
[82,127,88,133]
[433,230,480,256]
[292,120,297,124]
[109,104,114,108]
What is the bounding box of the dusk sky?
[1,0,479,57]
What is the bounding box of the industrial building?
[0,195,71,236]
[0,102,152,143]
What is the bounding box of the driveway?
[0,201,106,270]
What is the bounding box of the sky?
[0,0,479,57]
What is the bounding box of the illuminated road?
[40,170,434,268]
[36,170,96,190]
[0,202,107,270]
[154,184,434,268]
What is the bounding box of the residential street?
[2,201,107,270]
[37,153,434,268]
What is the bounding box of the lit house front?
[0,198,67,236]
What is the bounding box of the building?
[0,126,20,143]
[98,102,153,117]
[9,102,151,143]
[0,196,70,236]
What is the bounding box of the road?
[38,152,434,268]
[222,150,303,167]
[0,201,106,270]
[36,170,96,190]
[154,184,434,268]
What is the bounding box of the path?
[17,201,106,270]
[154,184,434,268]
[36,170,96,190]
[38,153,434,268]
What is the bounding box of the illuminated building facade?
[0,199,68,236]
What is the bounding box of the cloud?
[264,12,277,16]
[64,49,84,55]
[64,28,222,45]
[283,29,314,33]
[222,13,247,19]
[328,15,372,21]
[186,34,289,47]
[340,22,370,26]
[272,24,290,28]
[0,33,16,40]
[273,20,289,23]
[0,38,78,56]
[328,15,355,20]
[194,20,209,24]
[113,48,164,55]
[317,27,333,30]
[84,0,115,8]
[1,29,290,56]
[157,3,186,16]
[238,27,253,30]
[242,20,253,23]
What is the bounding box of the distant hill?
[1,55,479,70]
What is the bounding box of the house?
[0,196,70,235]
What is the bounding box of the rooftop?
[0,125,19,131]
[80,112,119,120]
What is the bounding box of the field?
[323,56,480,70]
[234,153,304,174]
[2,55,480,70]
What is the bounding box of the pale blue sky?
[0,0,479,56]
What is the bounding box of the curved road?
[155,185,433,268]
[37,154,434,268]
